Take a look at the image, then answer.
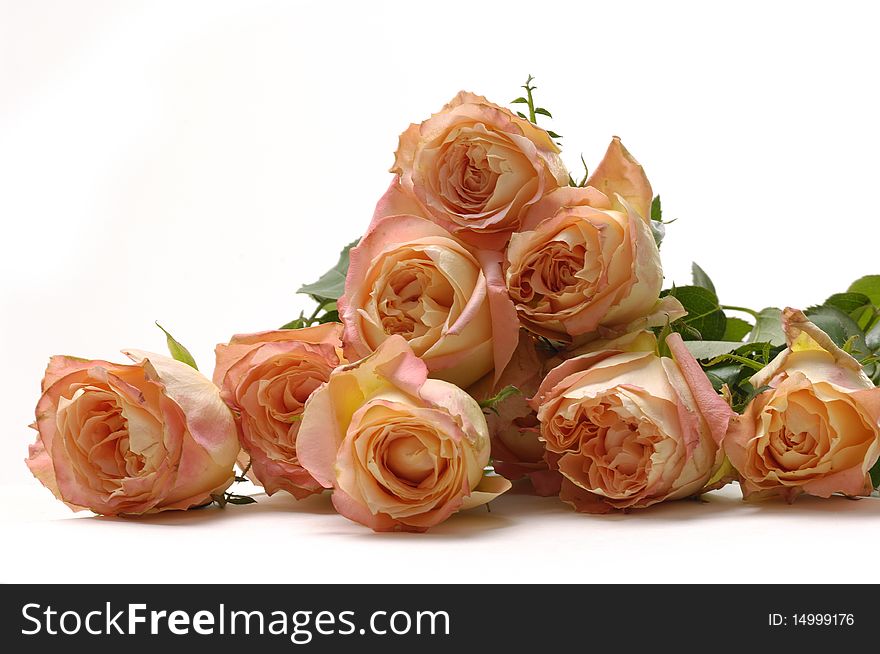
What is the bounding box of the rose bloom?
[506,138,665,343]
[377,91,568,249]
[26,351,239,516]
[213,324,345,499]
[340,213,518,389]
[297,335,511,532]
[468,331,562,496]
[726,308,880,501]
[533,331,732,512]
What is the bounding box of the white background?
[2,0,879,583]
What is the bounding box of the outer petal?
[666,332,733,446]
[475,249,519,383]
[459,475,512,510]
[369,178,430,228]
[123,349,240,470]
[213,323,343,389]
[585,136,653,220]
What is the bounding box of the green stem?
[722,305,760,318]
[525,82,536,123]
[306,302,326,325]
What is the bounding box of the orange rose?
[505,138,670,343]
[340,213,518,388]
[377,91,568,249]
[26,351,239,515]
[213,324,345,499]
[726,308,880,501]
[296,336,510,532]
[533,332,732,512]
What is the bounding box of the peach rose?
[533,332,732,512]
[339,213,518,388]
[26,351,239,516]
[726,308,880,501]
[505,138,666,343]
[467,331,562,496]
[378,91,568,249]
[296,335,511,532]
[213,324,345,499]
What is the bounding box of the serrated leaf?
[691,262,716,295]
[723,317,752,342]
[683,340,751,360]
[297,239,359,302]
[155,322,198,370]
[747,308,785,347]
[650,195,662,222]
[511,97,529,104]
[848,275,880,306]
[534,107,553,118]
[662,286,726,341]
[824,292,872,314]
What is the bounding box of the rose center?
[65,387,146,479]
[377,259,454,340]
[384,435,436,485]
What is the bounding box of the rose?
[340,213,518,389]
[213,324,345,499]
[296,335,511,532]
[533,332,732,512]
[26,351,239,516]
[725,308,880,501]
[378,91,568,249]
[505,138,666,343]
[467,331,562,496]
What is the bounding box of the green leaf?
[478,385,520,415]
[511,97,529,104]
[733,383,772,414]
[682,340,752,360]
[848,275,880,306]
[546,130,562,139]
[852,305,878,331]
[747,308,785,347]
[516,111,528,120]
[316,309,340,324]
[870,459,880,490]
[723,317,752,342]
[297,239,359,302]
[805,305,869,358]
[534,107,553,118]
[824,292,871,314]
[155,322,198,370]
[280,315,306,330]
[650,195,662,222]
[705,364,743,392]
[650,219,665,248]
[662,286,727,341]
[691,262,716,295]
[866,320,880,352]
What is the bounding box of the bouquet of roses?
[26,77,880,532]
